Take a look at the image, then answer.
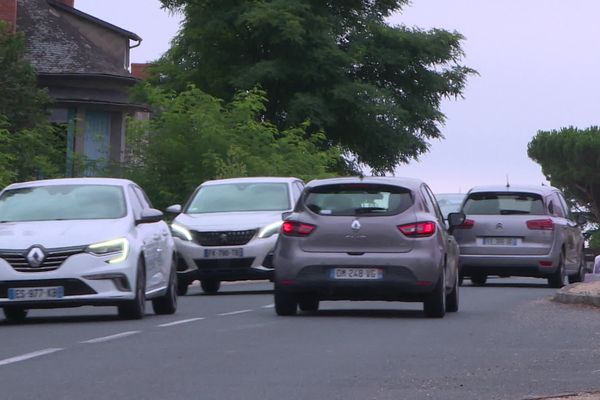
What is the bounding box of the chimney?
[131,63,152,80]
[0,0,17,33]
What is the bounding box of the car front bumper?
[0,252,137,308]
[175,235,277,283]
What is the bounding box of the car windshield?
[303,183,413,216]
[0,184,127,222]
[462,192,545,215]
[435,193,466,216]
[187,182,290,213]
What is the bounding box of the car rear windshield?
[0,185,127,222]
[462,192,545,215]
[303,183,413,216]
[187,182,290,213]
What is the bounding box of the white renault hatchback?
[0,178,178,322]
[167,177,304,294]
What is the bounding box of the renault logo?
[26,247,46,268]
[351,220,361,232]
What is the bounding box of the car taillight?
[282,221,316,236]
[526,218,554,230]
[457,219,475,229]
[398,221,436,237]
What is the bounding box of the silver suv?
[272,177,465,318]
[453,185,586,287]
[167,177,304,294]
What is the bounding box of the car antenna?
[506,174,510,188]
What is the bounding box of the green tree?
[123,84,339,208]
[0,21,63,184]
[156,0,474,172]
[528,126,600,222]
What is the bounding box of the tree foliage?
[528,126,600,222]
[0,22,63,185]
[156,0,474,172]
[123,84,339,208]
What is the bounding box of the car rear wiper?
[499,209,530,215]
[355,207,387,214]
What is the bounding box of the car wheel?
[471,274,487,286]
[152,263,178,315]
[446,272,459,313]
[274,286,297,316]
[548,253,566,288]
[298,297,319,312]
[201,279,221,294]
[3,307,27,323]
[424,268,446,318]
[177,279,188,296]
[118,259,146,320]
[568,258,586,284]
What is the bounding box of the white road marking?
[81,331,141,344]
[0,348,63,367]
[593,369,600,374]
[218,309,254,316]
[158,317,205,327]
[261,304,275,309]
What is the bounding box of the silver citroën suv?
[272,177,465,318]
[453,185,586,287]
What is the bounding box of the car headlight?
[257,221,283,239]
[171,223,193,241]
[86,238,130,264]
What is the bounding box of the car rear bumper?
[459,254,559,277]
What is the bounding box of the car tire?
[548,253,566,288]
[274,286,297,316]
[298,297,319,312]
[152,263,178,315]
[471,274,487,286]
[201,279,220,294]
[424,268,446,318]
[446,272,459,313]
[177,279,188,296]
[118,259,146,320]
[568,256,586,284]
[3,307,27,323]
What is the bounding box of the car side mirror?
[447,212,466,234]
[166,204,182,214]
[136,208,164,225]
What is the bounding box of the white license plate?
[8,286,64,301]
[204,248,243,258]
[331,268,383,280]
[482,237,519,246]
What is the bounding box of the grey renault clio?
[272,177,465,318]
[453,185,586,287]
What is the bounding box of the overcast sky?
[76,0,600,194]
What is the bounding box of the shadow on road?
[187,289,273,297]
[298,308,427,319]
[0,313,121,326]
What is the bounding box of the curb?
[552,281,600,308]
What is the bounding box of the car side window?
[548,194,564,218]
[133,186,153,209]
[128,186,144,219]
[292,181,303,204]
[422,185,445,225]
[556,192,572,220]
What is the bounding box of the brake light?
[398,221,436,237]
[526,218,554,230]
[282,221,316,236]
[457,219,475,229]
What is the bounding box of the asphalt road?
[0,278,598,400]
